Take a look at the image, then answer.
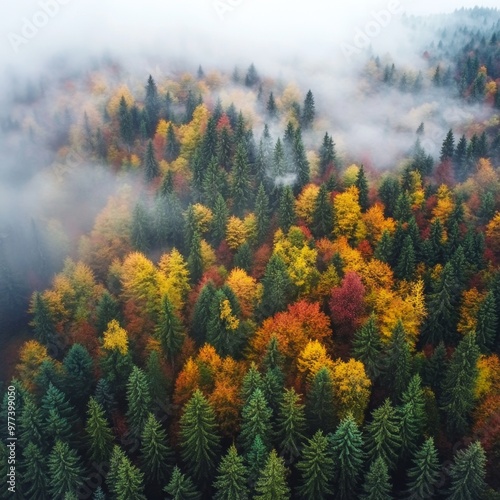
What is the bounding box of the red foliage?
[434,159,455,186]
[216,113,232,132]
[216,241,233,269]
[297,224,313,241]
[68,320,99,357]
[329,271,365,333]
[252,244,272,280]
[357,239,373,259]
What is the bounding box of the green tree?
[191,281,216,346]
[476,291,497,352]
[306,366,336,434]
[95,292,120,336]
[277,388,306,464]
[188,230,204,285]
[107,445,126,496]
[278,186,297,232]
[447,442,486,500]
[165,122,180,162]
[19,396,44,449]
[30,292,56,346]
[405,437,440,499]
[355,165,369,212]
[294,131,310,190]
[63,344,94,409]
[47,440,85,498]
[255,183,271,243]
[234,242,252,272]
[94,378,117,419]
[164,466,201,500]
[440,129,455,162]
[394,236,416,281]
[179,389,221,486]
[145,75,160,133]
[213,445,249,500]
[155,295,185,367]
[374,231,393,263]
[312,184,334,238]
[267,92,278,119]
[254,449,291,500]
[212,194,229,246]
[41,384,78,430]
[126,366,152,439]
[361,457,392,500]
[115,454,146,500]
[301,90,315,129]
[330,415,365,500]
[131,201,153,253]
[232,142,252,216]
[21,442,48,500]
[319,133,337,176]
[240,388,273,454]
[241,363,264,404]
[259,254,292,319]
[384,320,411,401]
[143,139,159,182]
[353,314,384,381]
[296,430,334,499]
[119,96,133,147]
[146,351,168,409]
[85,397,113,463]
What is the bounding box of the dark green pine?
[447,442,486,500]
[85,397,114,464]
[213,445,250,500]
[47,440,85,498]
[405,437,440,499]
[361,457,392,500]
[277,388,306,464]
[125,366,152,440]
[164,466,201,500]
[143,139,160,182]
[312,184,334,238]
[353,314,384,381]
[240,388,273,454]
[306,366,336,434]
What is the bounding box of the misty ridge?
[0,4,499,329]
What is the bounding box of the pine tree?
[19,396,44,449]
[140,413,174,486]
[213,445,250,500]
[454,135,468,181]
[294,131,310,190]
[143,140,159,182]
[306,366,336,434]
[365,399,402,470]
[201,117,218,171]
[41,384,78,429]
[278,186,297,232]
[330,415,365,500]
[191,281,216,346]
[267,92,278,119]
[353,314,384,381]
[21,442,48,500]
[47,440,85,498]
[126,366,152,439]
[312,184,334,238]
[164,466,201,500]
[361,457,392,500]
[398,402,421,459]
[93,487,106,500]
[259,254,292,318]
[165,122,180,162]
[234,242,252,272]
[187,231,204,285]
[440,129,455,162]
[384,320,411,400]
[240,388,273,454]
[255,183,271,243]
[119,96,133,147]
[405,437,440,499]
[273,138,286,177]
[355,165,369,212]
[301,90,315,129]
[30,292,56,346]
[180,389,221,486]
[145,351,168,409]
[440,332,479,436]
[94,378,117,419]
[45,407,73,445]
[447,442,487,500]
[85,397,114,463]
[374,231,393,263]
[277,388,306,464]
[212,194,229,246]
[95,292,120,336]
[131,201,153,253]
[63,344,94,409]
[476,291,497,352]
[401,374,426,431]
[319,133,337,176]
[254,449,290,500]
[241,363,264,404]
[423,342,447,400]
[296,430,334,499]
[115,454,146,500]
[155,295,185,367]
[145,75,160,133]
[394,236,416,281]
[245,63,259,86]
[232,142,252,215]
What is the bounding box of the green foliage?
[240,388,273,454]
[277,388,306,464]
[254,449,291,500]
[278,186,297,232]
[306,366,336,434]
[21,442,48,500]
[312,184,334,238]
[85,397,114,463]
[213,445,250,500]
[353,314,384,381]
[143,139,160,182]
[47,440,85,498]
[405,437,440,499]
[384,320,412,400]
[164,466,201,500]
[259,254,292,319]
[361,457,392,500]
[155,295,185,366]
[63,343,94,408]
[448,442,487,500]
[126,366,152,439]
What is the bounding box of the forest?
[1,6,500,500]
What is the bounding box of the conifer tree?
[423,343,447,400]
[180,389,221,486]
[63,344,94,409]
[312,183,334,238]
[259,254,292,318]
[401,374,426,434]
[19,396,44,449]
[191,281,216,346]
[255,183,271,243]
[395,236,416,281]
[454,135,468,181]
[115,454,146,500]
[232,142,252,216]
[95,292,120,336]
[319,133,337,176]
[155,295,185,367]
[361,457,392,500]
[212,194,229,246]
[355,165,369,212]
[306,366,336,434]
[330,415,365,500]
[353,314,384,381]
[384,320,411,400]
[213,445,250,500]
[126,366,152,439]
[165,122,180,161]
[273,138,286,177]
[145,351,168,409]
[440,129,455,162]
[187,231,204,285]
[278,186,297,232]
[145,75,160,133]
[119,96,133,147]
[475,291,497,352]
[374,231,393,263]
[267,92,278,119]
[301,90,315,129]
[245,63,259,86]
[254,449,290,500]
[107,445,126,496]
[94,378,117,419]
[398,402,421,459]
[41,384,78,430]
[246,434,268,491]
[365,399,402,470]
[277,388,306,464]
[240,388,273,454]
[85,397,114,463]
[21,442,48,500]
[47,440,85,498]
[143,139,160,182]
[140,413,174,486]
[405,437,440,499]
[131,200,153,253]
[45,407,73,445]
[30,291,56,346]
[164,466,201,500]
[234,242,252,272]
[447,442,486,500]
[294,131,310,190]
[296,430,334,499]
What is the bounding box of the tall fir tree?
[212,194,229,246]
[232,142,252,216]
[63,344,94,409]
[277,388,306,464]
[115,454,146,500]
[255,183,271,243]
[145,75,160,134]
[191,280,216,346]
[19,395,44,450]
[47,440,85,498]
[384,320,412,401]
[213,445,250,500]
[355,165,369,212]
[187,231,204,285]
[30,292,56,346]
[125,366,152,439]
[361,457,392,500]
[155,295,185,368]
[353,314,384,381]
[306,366,336,434]
[301,90,315,129]
[312,184,334,238]
[164,466,201,500]
[259,254,292,319]
[165,122,180,161]
[447,442,486,500]
[405,437,440,499]
[319,132,337,176]
[21,442,48,500]
[240,388,273,454]
[278,186,297,232]
[475,291,497,352]
[143,139,160,182]
[440,129,455,162]
[254,449,290,500]
[95,291,120,336]
[85,397,114,463]
[131,201,153,253]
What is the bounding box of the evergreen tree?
[187,231,204,285]
[131,201,153,253]
[240,388,273,454]
[213,445,250,500]
[94,378,117,419]
[241,363,264,404]
[273,138,286,178]
[384,320,411,400]
[394,236,416,281]
[217,122,233,170]
[140,413,174,486]
[146,351,168,410]
[365,399,402,470]
[63,344,93,409]
[398,401,421,459]
[191,281,216,346]
[476,291,497,352]
[45,407,73,445]
[378,177,400,218]
[119,96,133,147]
[107,445,126,496]
[115,454,146,500]
[143,140,159,182]
[361,457,392,500]
[179,389,221,486]
[232,142,252,215]
[47,440,85,498]
[19,396,44,449]
[259,254,292,318]
[423,343,447,401]
[353,314,384,381]
[306,366,336,434]
[401,374,426,432]
[201,117,218,171]
[165,123,180,162]
[355,165,369,212]
[319,133,337,176]
[245,64,259,87]
[440,332,480,436]
[95,291,120,336]
[126,366,152,439]
[405,437,440,499]
[294,131,310,190]
[246,435,268,491]
[267,92,278,119]
[155,295,185,367]
[30,292,56,346]
[447,442,486,500]
[312,184,334,238]
[85,397,114,463]
[278,186,296,232]
[440,129,455,162]
[374,231,393,263]
[330,415,365,500]
[21,442,48,500]
[454,135,468,181]
[145,75,160,133]
[212,194,229,246]
[254,449,291,500]
[296,430,334,499]
[185,90,197,122]
[164,467,201,500]
[394,192,412,223]
[301,90,315,129]
[234,242,252,272]
[277,388,306,464]
[41,384,78,430]
[255,183,271,243]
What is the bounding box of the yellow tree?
[333,186,366,242]
[226,216,248,250]
[432,185,454,225]
[179,104,209,161]
[457,288,485,335]
[296,184,320,225]
[158,249,191,311]
[16,341,51,391]
[297,340,335,384]
[362,203,395,244]
[226,268,260,319]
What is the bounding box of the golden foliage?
[295,184,320,225]
[102,320,129,355]
[226,216,248,250]
[457,288,485,335]
[333,187,366,243]
[362,203,395,244]
[226,268,259,318]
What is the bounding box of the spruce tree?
[125,366,152,439]
[187,231,204,285]
[143,139,159,182]
[306,366,336,434]
[179,389,221,486]
[94,378,117,419]
[267,92,278,119]
[254,449,290,500]
[353,314,384,381]
[240,388,273,454]
[191,281,216,346]
[131,201,153,253]
[301,90,315,129]
[30,292,56,346]
[259,254,292,318]
[398,402,421,459]
[241,363,264,404]
[165,122,180,161]
[273,138,286,177]
[296,430,334,499]
[41,384,78,430]
[213,445,250,500]
[440,129,455,162]
[19,396,44,449]
[140,413,174,486]
[330,415,365,500]
[95,292,120,336]
[232,142,252,215]
[294,131,310,190]
[454,135,468,181]
[277,388,306,464]
[164,466,201,500]
[45,407,73,445]
[155,295,185,367]
[447,442,486,500]
[395,236,416,281]
[278,186,297,232]
[63,344,94,409]
[355,165,369,212]
[475,291,497,352]
[361,457,392,500]
[145,75,160,133]
[234,242,253,272]
[374,231,393,263]
[255,183,271,243]
[47,440,85,498]
[119,96,133,147]
[85,397,114,463]
[312,184,334,238]
[246,435,268,491]
[384,320,411,401]
[319,133,337,176]
[115,454,146,500]
[365,399,402,470]
[245,63,259,86]
[405,437,440,499]
[21,442,48,500]
[212,194,229,246]
[145,351,168,409]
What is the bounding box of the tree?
[447,442,486,500]
[301,90,315,129]
[277,388,306,464]
[329,271,365,332]
[306,366,336,434]
[267,92,278,119]
[440,129,455,162]
[191,281,216,346]
[21,442,48,500]
[240,388,273,454]
[441,332,480,436]
[312,184,334,238]
[394,236,415,281]
[319,133,337,176]
[405,437,440,499]
[232,142,252,216]
[115,454,146,500]
[355,165,369,212]
[165,122,180,161]
[255,183,271,243]
[179,389,221,486]
[213,445,249,500]
[330,415,365,500]
[143,139,159,182]
[187,231,204,285]
[41,384,78,430]
[278,186,297,232]
[164,466,201,500]
[476,291,497,352]
[155,295,185,367]
[94,378,117,419]
[63,344,94,409]
[19,395,44,449]
[47,440,85,498]
[145,75,160,133]
[140,413,174,486]
[131,201,153,253]
[126,366,152,439]
[212,194,229,245]
[384,320,411,401]
[365,399,401,470]
[30,292,56,346]
[353,314,384,381]
[85,397,113,463]
[95,291,120,336]
[361,457,392,500]
[259,254,292,319]
[296,430,334,499]
[119,96,133,147]
[245,63,259,86]
[294,131,310,190]
[254,449,290,500]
